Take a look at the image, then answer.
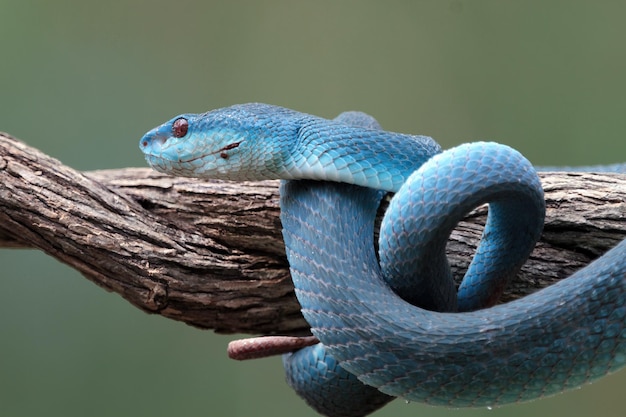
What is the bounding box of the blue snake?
[139,103,626,417]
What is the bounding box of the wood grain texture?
[1,133,625,335]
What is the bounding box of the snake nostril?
[140,134,168,151]
[153,136,169,147]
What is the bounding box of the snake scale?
[140,103,626,417]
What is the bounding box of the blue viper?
[140,103,626,417]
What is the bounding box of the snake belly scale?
[140,103,626,417]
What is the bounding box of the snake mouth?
[179,153,209,164]
[215,140,243,159]
[177,141,243,163]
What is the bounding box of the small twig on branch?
[0,133,625,335]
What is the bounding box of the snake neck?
[286,118,442,192]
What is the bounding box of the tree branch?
[1,133,625,334]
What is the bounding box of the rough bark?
[0,133,625,335]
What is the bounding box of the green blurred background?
[1,1,625,416]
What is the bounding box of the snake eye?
[172,118,189,138]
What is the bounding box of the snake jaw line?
[217,140,243,159]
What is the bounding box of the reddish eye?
[172,118,188,138]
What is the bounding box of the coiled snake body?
[140,103,626,417]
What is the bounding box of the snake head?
[139,104,298,181]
